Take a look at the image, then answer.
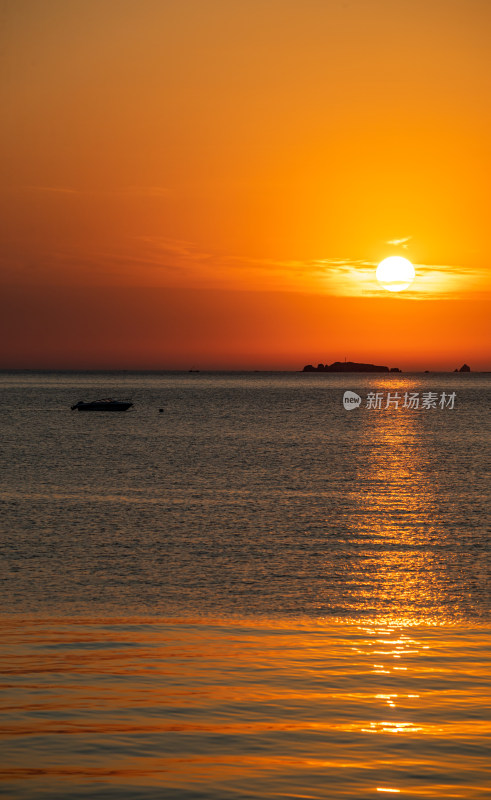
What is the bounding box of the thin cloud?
[316,260,488,298]
[138,236,214,263]
[386,236,411,247]
[133,241,488,297]
[3,185,170,198]
[119,186,169,197]
[14,233,486,299]
[20,185,79,194]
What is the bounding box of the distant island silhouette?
[302,361,401,373]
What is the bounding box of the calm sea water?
[0,371,489,798]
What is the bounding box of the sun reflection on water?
[1,613,489,798]
[338,376,455,623]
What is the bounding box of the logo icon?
[343,391,361,410]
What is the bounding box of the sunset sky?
[1,0,489,369]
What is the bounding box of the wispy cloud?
[130,241,488,298]
[313,259,487,298]
[2,185,170,198]
[21,185,79,194]
[130,238,489,297]
[118,186,169,197]
[386,236,411,247]
[8,230,486,299]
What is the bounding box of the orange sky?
[1,0,490,369]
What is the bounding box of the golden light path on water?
[0,612,489,799]
[330,375,453,622]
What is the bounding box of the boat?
[71,399,133,411]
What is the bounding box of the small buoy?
[159,408,164,413]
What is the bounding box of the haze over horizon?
[1,0,490,370]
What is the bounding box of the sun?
[376,256,415,292]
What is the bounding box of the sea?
[0,371,489,799]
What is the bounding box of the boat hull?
[71,401,133,411]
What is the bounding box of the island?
[302,361,401,373]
